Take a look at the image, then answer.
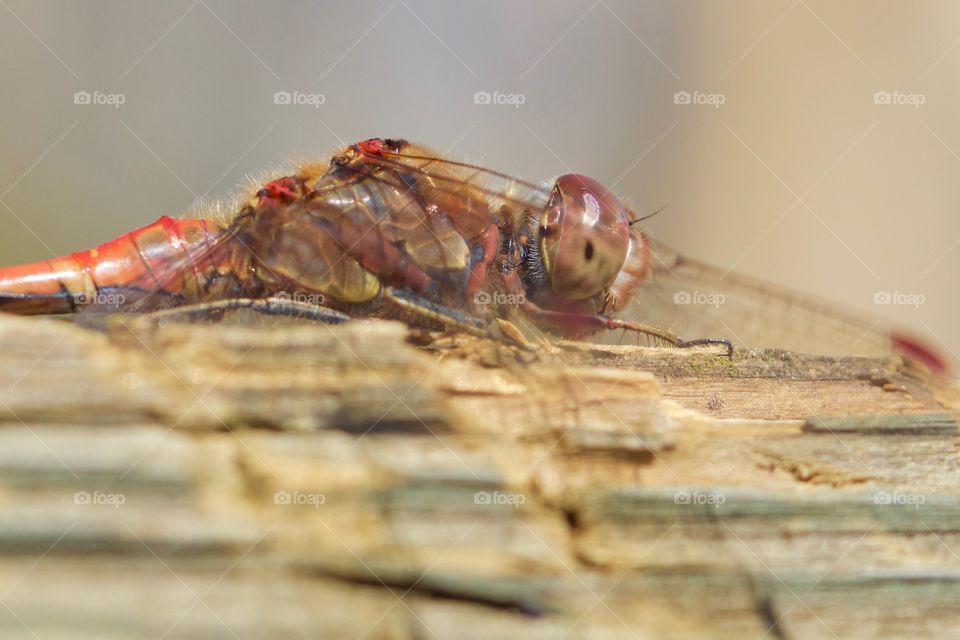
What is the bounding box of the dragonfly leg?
[609,318,733,357]
[386,289,542,351]
[526,307,733,357]
[383,288,493,338]
[138,297,352,325]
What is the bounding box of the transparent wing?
[79,223,241,316]
[612,238,947,369]
[370,143,551,214]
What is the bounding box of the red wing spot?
[891,332,948,374]
[258,177,299,204]
[356,138,384,155]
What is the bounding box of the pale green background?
[0,1,957,355]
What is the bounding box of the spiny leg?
[384,287,491,337]
[527,307,733,357]
[602,316,733,357]
[137,296,352,325]
[383,287,542,351]
[385,288,542,352]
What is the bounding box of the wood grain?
[0,313,957,639]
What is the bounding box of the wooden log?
[0,313,956,639]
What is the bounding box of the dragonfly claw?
[677,337,734,359]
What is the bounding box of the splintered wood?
[0,313,957,639]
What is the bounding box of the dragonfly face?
[538,174,632,301]
[514,172,648,329]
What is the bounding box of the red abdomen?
[0,216,222,314]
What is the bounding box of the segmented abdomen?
[0,216,223,314]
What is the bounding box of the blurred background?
[0,0,957,356]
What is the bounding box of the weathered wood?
[804,412,957,435]
[0,313,957,639]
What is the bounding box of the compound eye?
[539,174,631,300]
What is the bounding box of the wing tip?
[890,331,949,375]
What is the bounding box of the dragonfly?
[0,137,946,373]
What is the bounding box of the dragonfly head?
[538,174,631,301]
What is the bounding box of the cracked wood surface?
[0,313,957,639]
